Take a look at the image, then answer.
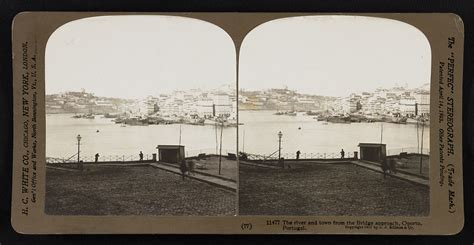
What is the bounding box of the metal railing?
[46,149,237,164]
[46,154,153,164]
[185,148,235,157]
[47,148,429,164]
[242,151,353,161]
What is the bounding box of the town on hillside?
[239,84,430,124]
[46,85,237,126]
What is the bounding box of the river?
[46,111,430,159]
[46,114,237,159]
[239,111,430,157]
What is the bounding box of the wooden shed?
[358,143,386,162]
[156,145,185,164]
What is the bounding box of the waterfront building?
[213,93,232,118]
[384,98,400,115]
[399,96,417,117]
[296,97,317,111]
[135,96,159,115]
[197,98,214,118]
[413,91,430,116]
[94,99,117,114]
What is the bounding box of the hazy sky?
[239,16,431,97]
[46,15,236,99]
[47,15,431,99]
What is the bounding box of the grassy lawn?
[189,155,237,181]
[45,165,235,216]
[394,155,430,178]
[239,163,429,216]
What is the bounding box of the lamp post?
[419,119,425,175]
[218,121,224,175]
[76,134,82,163]
[278,131,283,160]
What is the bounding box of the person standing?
[180,159,188,180]
[78,160,84,171]
[296,150,301,160]
[139,151,144,161]
[340,149,345,159]
[94,153,99,163]
[279,157,285,169]
[388,158,397,174]
[381,157,389,178]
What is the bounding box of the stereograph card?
[11,12,464,234]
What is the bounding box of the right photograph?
[238,16,431,216]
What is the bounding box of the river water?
[46,114,237,159]
[239,111,430,157]
[46,111,430,159]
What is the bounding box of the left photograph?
[44,15,237,216]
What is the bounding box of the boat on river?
[387,116,407,124]
[71,113,95,119]
[326,116,351,124]
[124,117,149,126]
[274,111,297,116]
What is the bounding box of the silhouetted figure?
[239,152,248,161]
[279,157,285,168]
[139,151,144,161]
[296,150,301,160]
[78,160,84,171]
[381,158,389,178]
[389,158,397,174]
[187,160,196,176]
[95,153,99,163]
[180,159,188,180]
[340,149,345,159]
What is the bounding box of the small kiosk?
[358,143,386,162]
[156,145,185,164]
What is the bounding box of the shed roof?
[156,145,184,149]
[358,143,386,147]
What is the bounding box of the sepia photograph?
[10,11,466,234]
[44,15,237,216]
[238,16,431,216]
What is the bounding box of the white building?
[213,93,232,118]
[399,96,416,117]
[413,91,430,116]
[196,98,214,118]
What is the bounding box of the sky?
[239,16,432,97]
[46,15,431,99]
[46,15,236,99]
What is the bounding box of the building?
[413,91,430,116]
[213,93,232,118]
[136,96,159,115]
[399,96,417,117]
[196,98,214,118]
[157,145,185,164]
[358,143,387,162]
